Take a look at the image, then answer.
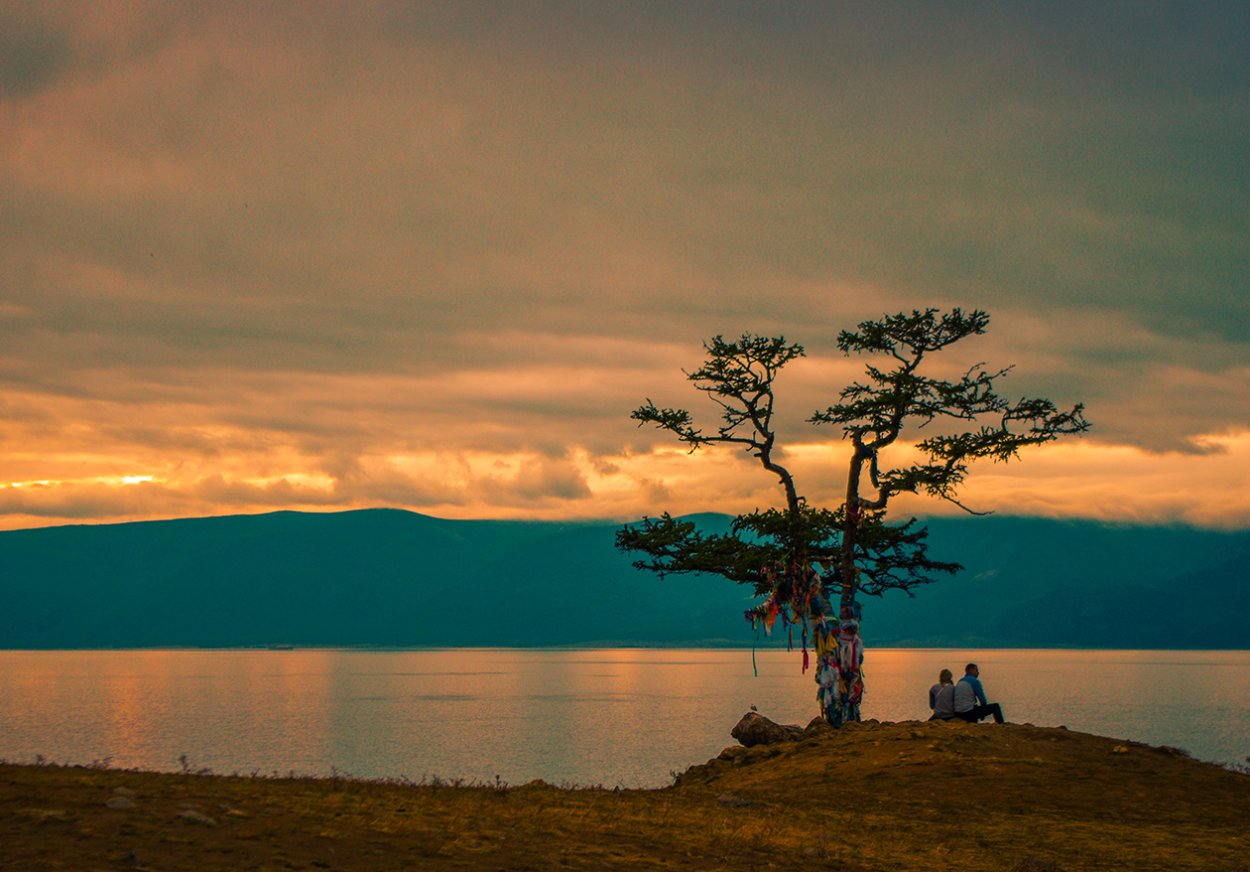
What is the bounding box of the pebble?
[24,808,69,824]
[178,809,218,826]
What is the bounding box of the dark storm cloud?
[0,2,70,97]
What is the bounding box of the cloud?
[1,2,1246,530]
[5,417,1250,530]
[0,3,70,98]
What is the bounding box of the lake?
[0,648,1246,788]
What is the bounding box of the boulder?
[731,712,805,747]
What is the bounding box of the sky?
[1,0,1247,531]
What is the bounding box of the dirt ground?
[2,719,1247,871]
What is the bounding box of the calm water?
[0,649,1246,787]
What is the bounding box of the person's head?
[939,668,953,684]
[965,663,979,676]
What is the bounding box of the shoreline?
[2,639,1250,644]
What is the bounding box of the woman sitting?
[928,668,956,720]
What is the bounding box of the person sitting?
[928,668,956,720]
[953,662,1005,724]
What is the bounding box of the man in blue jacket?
[953,662,1005,723]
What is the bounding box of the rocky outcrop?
[730,712,805,747]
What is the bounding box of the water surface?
[1,648,1245,787]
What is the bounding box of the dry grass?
[2,720,1247,871]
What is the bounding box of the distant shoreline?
[2,639,1250,644]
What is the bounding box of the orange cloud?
[1,3,1245,531]
[6,425,1250,530]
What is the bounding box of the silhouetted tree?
[616,309,1088,725]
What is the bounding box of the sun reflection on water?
[0,648,1246,787]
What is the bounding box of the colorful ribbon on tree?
[815,598,863,726]
[744,560,864,724]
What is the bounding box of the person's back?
[929,668,956,720]
[953,675,981,713]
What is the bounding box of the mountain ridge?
[1,508,1247,649]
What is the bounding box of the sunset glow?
[2,2,1246,532]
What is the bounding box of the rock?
[178,809,218,826]
[22,808,69,824]
[105,797,135,810]
[716,791,754,808]
[804,716,831,734]
[112,787,136,798]
[731,712,804,747]
[1112,745,1129,754]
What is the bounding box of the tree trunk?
[816,448,867,727]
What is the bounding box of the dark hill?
[0,509,1246,648]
